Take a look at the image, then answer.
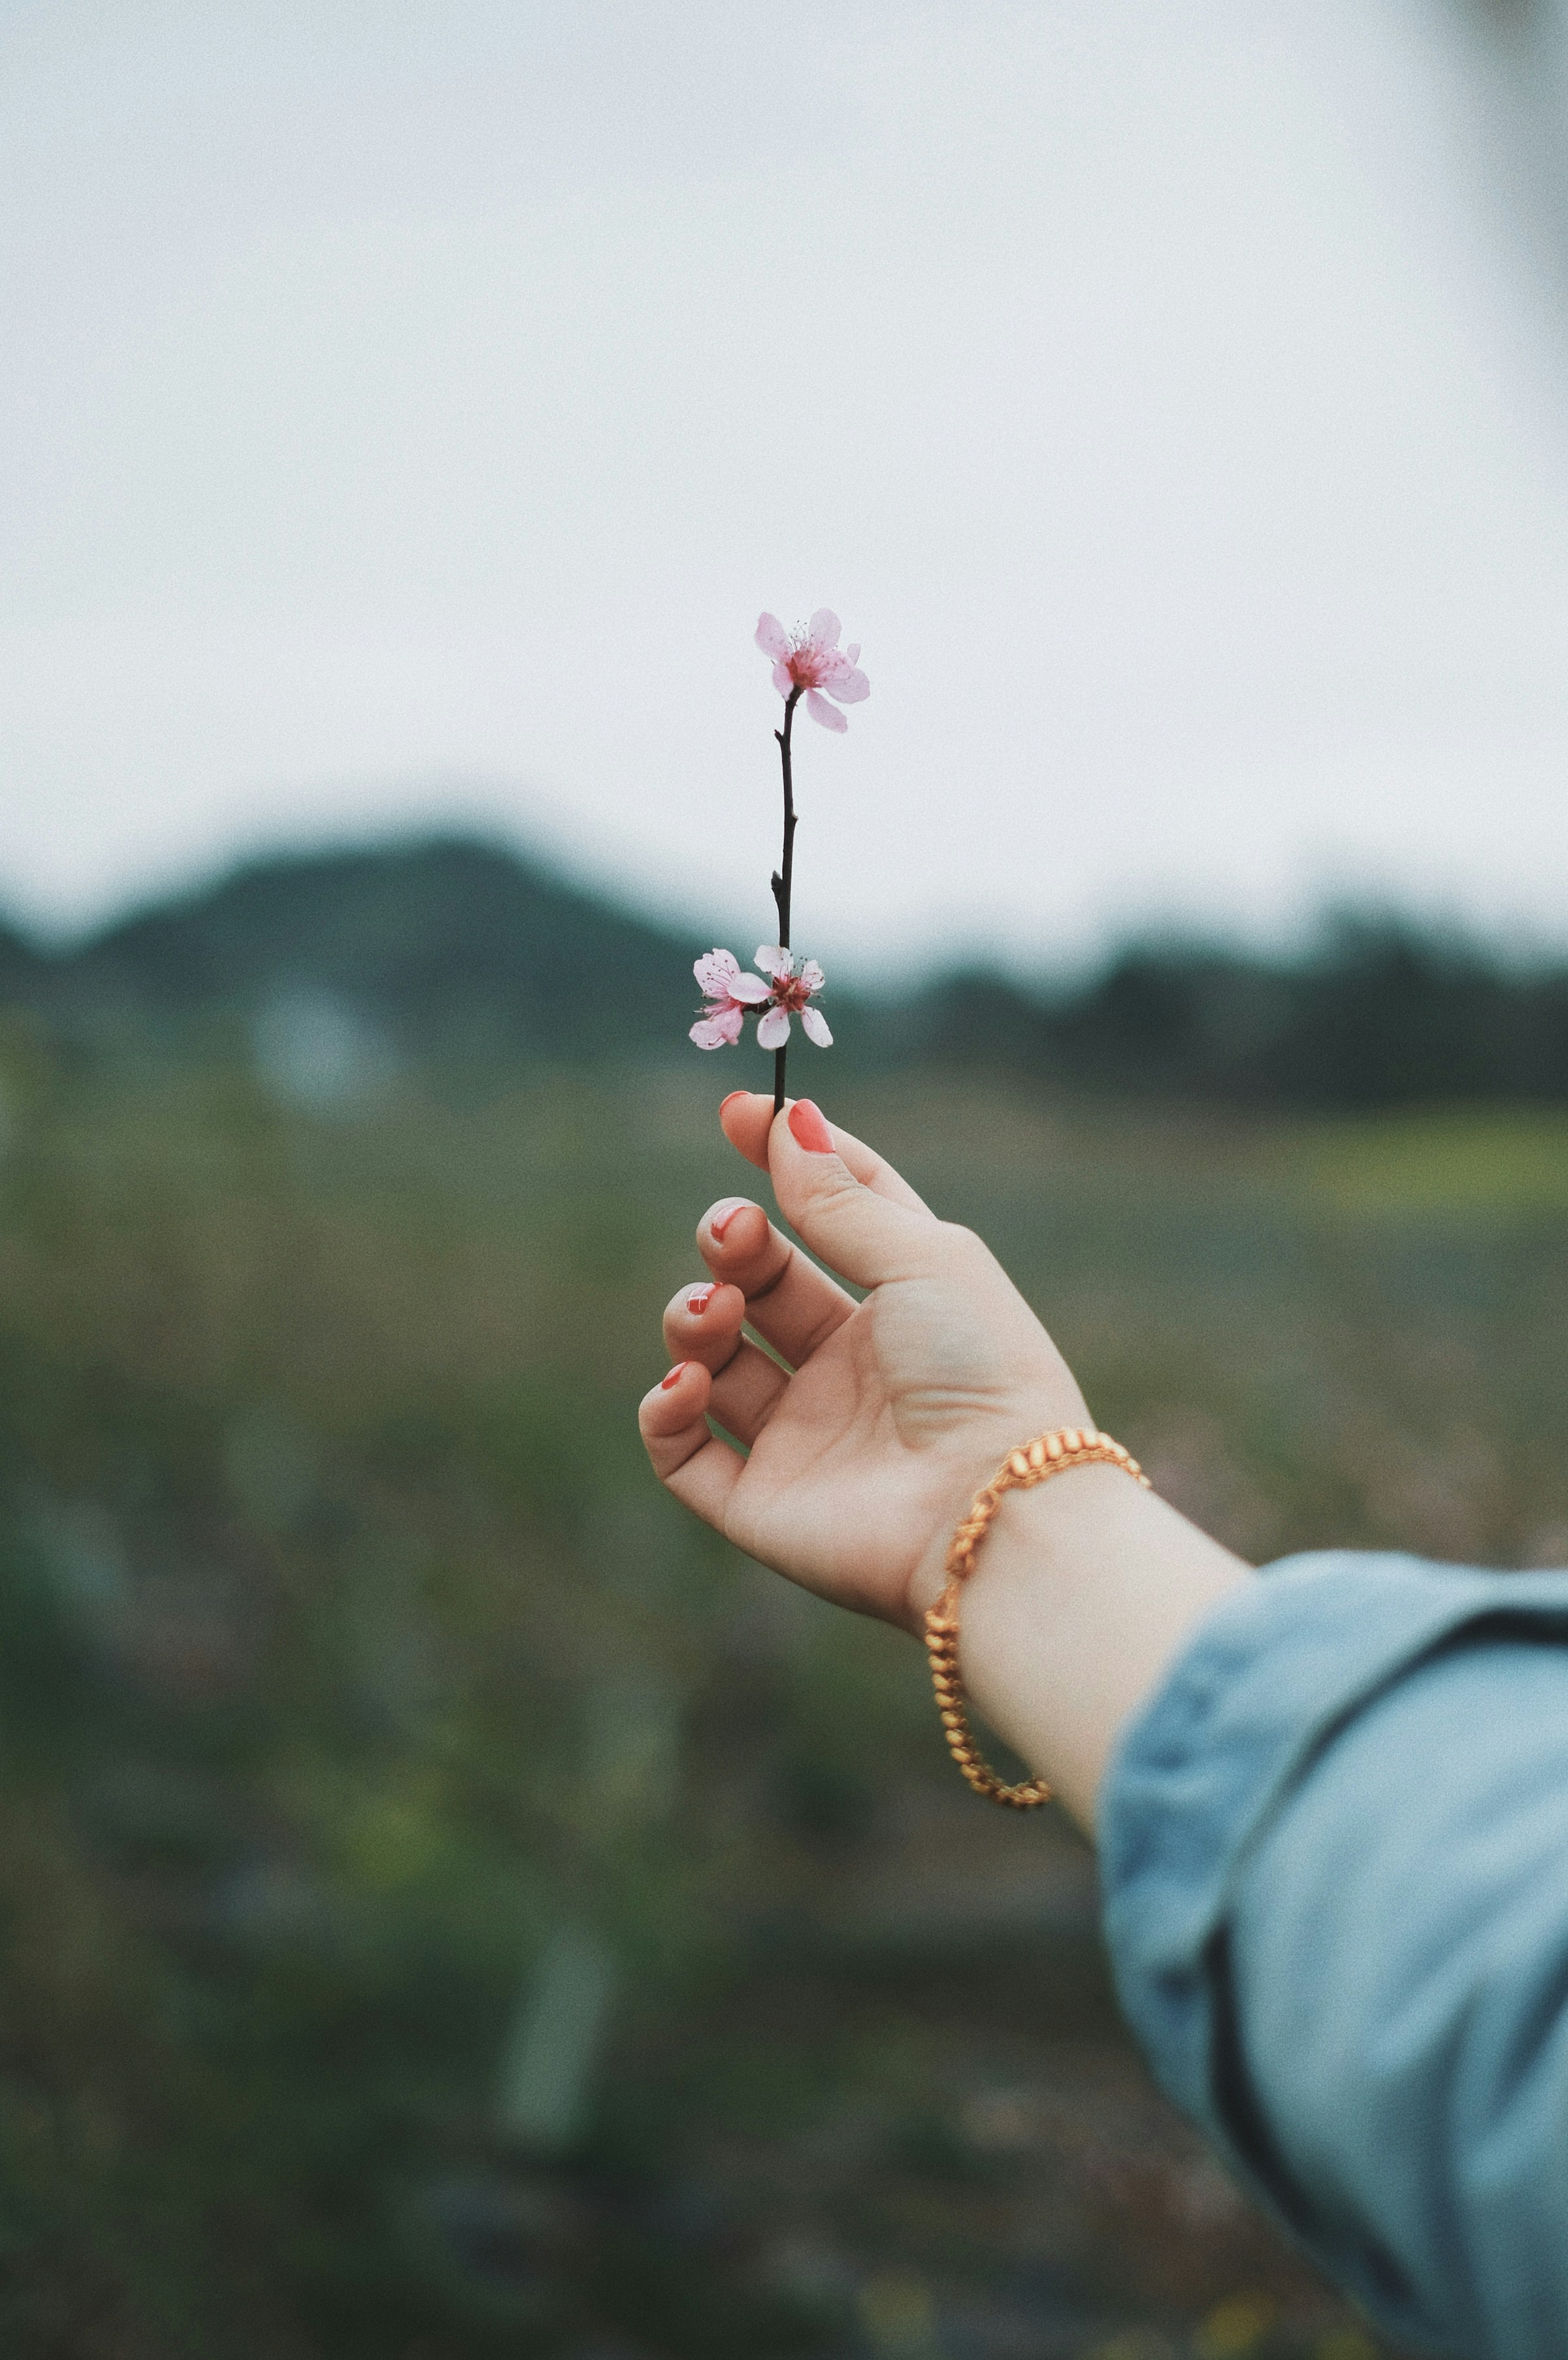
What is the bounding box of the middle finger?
[696,1200,858,1369]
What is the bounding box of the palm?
[723,1259,1083,1627]
[641,1102,1088,1632]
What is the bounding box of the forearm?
[936,1464,1252,1832]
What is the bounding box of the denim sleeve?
[1098,1551,1568,2359]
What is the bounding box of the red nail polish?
[710,1198,751,1239]
[687,1284,715,1314]
[788,1099,834,1155]
[719,1090,748,1115]
[660,1362,689,1390]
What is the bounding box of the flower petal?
[753,944,792,979]
[694,947,742,995]
[806,608,841,650]
[757,1007,791,1051]
[755,612,790,661]
[799,959,825,992]
[729,971,770,1003]
[800,1006,833,1047]
[823,665,870,706]
[845,644,860,664]
[805,687,848,732]
[690,1016,736,1049]
[772,659,795,697]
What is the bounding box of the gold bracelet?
[923,1428,1152,1809]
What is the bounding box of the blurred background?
[4,2,1568,2354]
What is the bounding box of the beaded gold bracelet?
[923,1428,1152,1809]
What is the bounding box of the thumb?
[769,1099,940,1288]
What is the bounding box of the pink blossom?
[688,946,833,1052]
[689,947,770,1049]
[753,945,832,1051]
[754,608,870,733]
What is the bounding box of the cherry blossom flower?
[753,945,832,1051]
[689,947,770,1049]
[688,946,832,1052]
[754,609,870,733]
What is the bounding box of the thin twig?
[770,687,802,1115]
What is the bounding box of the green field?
[0,1047,1556,2357]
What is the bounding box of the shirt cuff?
[1098,1549,1568,2168]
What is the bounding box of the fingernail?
[686,1284,716,1314]
[787,1099,834,1155]
[719,1090,749,1115]
[710,1198,752,1239]
[660,1362,689,1390]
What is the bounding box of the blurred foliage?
[0,992,1543,2352]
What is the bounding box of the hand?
[639,1093,1090,1634]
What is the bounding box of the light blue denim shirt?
[1099,1551,1568,2359]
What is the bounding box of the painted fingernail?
[710,1198,752,1238]
[787,1099,834,1155]
[686,1284,716,1314]
[660,1362,689,1390]
[719,1091,749,1115]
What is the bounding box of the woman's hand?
[638,1092,1090,1633]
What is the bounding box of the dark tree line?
[904,919,1568,1109]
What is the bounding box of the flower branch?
[688,607,868,1110]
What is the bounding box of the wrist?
[927,1447,1250,1832]
[904,1405,1095,1630]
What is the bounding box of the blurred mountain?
[3,833,1568,1109]
[37,836,704,1066]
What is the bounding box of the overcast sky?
[5,0,1568,975]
